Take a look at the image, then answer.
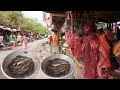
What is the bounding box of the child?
[22,34,28,50]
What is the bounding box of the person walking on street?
[51,30,59,54]
[0,33,4,48]
[9,33,16,51]
[0,33,3,45]
[17,33,22,44]
[22,34,28,51]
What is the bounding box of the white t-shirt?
[46,37,48,42]
[0,36,3,42]
[17,35,22,41]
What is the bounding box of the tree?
[0,11,50,35]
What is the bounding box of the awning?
[11,29,21,32]
[3,27,11,31]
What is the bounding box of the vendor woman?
[51,30,59,54]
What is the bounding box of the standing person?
[0,33,3,45]
[49,35,52,53]
[0,33,4,48]
[17,33,22,45]
[22,34,28,51]
[51,30,59,54]
[49,35,52,46]
[45,35,48,43]
[9,33,16,51]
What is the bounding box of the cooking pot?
[40,54,75,79]
[1,51,40,79]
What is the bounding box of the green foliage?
[0,11,50,35]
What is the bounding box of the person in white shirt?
[0,33,3,44]
[17,33,22,43]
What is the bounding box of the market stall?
[45,11,120,79]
